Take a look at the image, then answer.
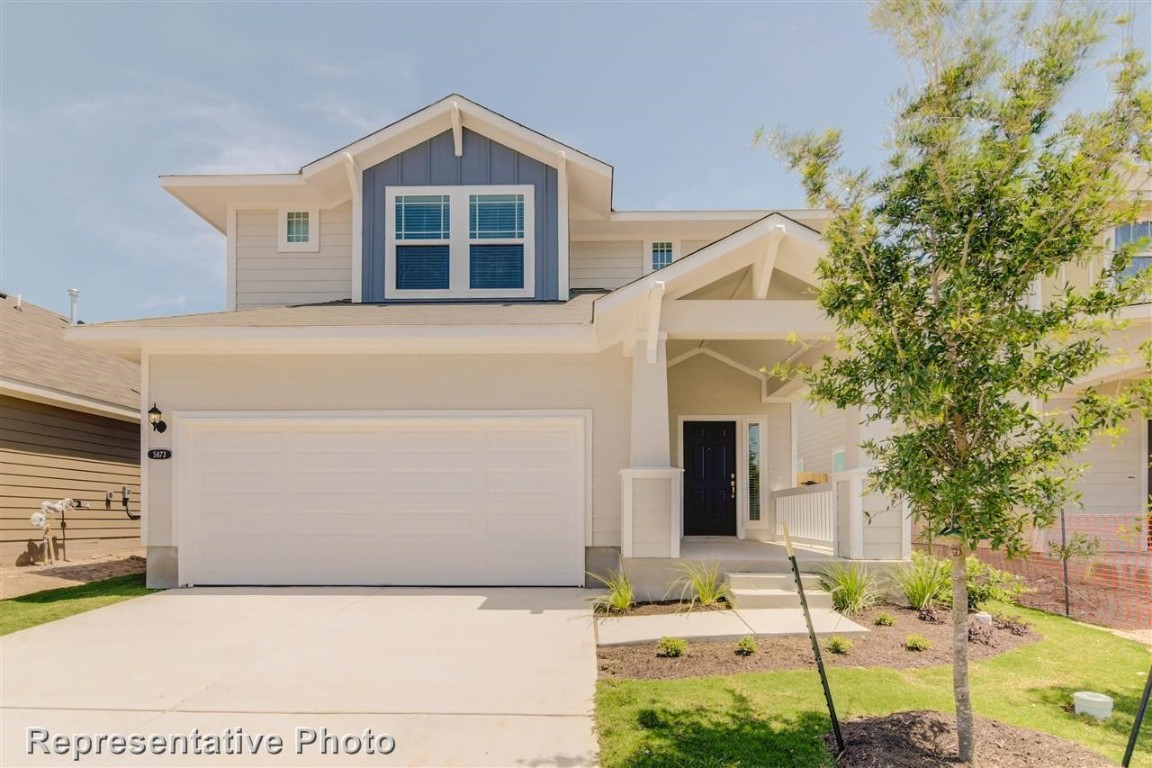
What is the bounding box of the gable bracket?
[753,224,786,299]
[450,102,464,158]
[645,281,666,363]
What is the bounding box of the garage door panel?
[488,469,574,493]
[294,470,380,494]
[387,511,478,537]
[183,415,585,586]
[388,469,476,493]
[487,544,577,580]
[487,512,573,540]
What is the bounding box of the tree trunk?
[952,543,975,764]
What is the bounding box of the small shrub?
[817,562,880,615]
[904,634,932,652]
[658,636,687,658]
[965,557,1026,610]
[895,552,952,610]
[993,613,1031,636]
[666,561,732,610]
[968,621,995,645]
[917,607,943,624]
[873,611,895,627]
[735,635,757,656]
[825,635,854,655]
[587,568,634,614]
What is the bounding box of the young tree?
[769,2,1151,762]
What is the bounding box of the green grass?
[0,574,154,636]
[596,602,1152,768]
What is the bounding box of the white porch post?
[621,336,682,559]
[630,337,670,467]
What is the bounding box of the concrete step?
[732,587,835,610]
[728,572,823,592]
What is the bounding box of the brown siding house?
[0,293,140,565]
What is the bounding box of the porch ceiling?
[667,339,832,396]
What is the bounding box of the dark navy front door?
[683,421,737,536]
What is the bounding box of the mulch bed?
[597,605,1038,680]
[615,599,735,617]
[826,710,1112,767]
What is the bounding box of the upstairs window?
[1115,222,1152,297]
[277,208,319,252]
[651,241,674,271]
[386,186,534,299]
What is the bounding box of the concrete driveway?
[1,588,598,767]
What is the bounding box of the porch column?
[621,337,682,559]
[629,337,670,466]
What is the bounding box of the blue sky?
[2,1,1147,322]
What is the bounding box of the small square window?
[286,211,309,243]
[277,208,319,252]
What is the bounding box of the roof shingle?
[0,294,139,411]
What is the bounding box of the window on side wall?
[386,186,534,299]
[650,241,674,272]
[277,209,319,252]
[1114,221,1152,302]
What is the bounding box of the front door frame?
[677,414,768,541]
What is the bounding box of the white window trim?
[384,185,535,300]
[277,208,320,253]
[644,239,680,275]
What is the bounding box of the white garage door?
[177,414,586,586]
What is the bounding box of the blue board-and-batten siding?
[362,128,559,302]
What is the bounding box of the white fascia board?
[69,324,600,355]
[611,209,830,222]
[0,379,139,422]
[159,174,305,188]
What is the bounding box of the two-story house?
[71,94,1146,592]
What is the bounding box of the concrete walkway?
[597,606,868,645]
[1,587,598,767]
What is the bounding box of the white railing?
[775,483,836,550]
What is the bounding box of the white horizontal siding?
[795,402,854,475]
[235,204,353,309]
[1070,412,1146,517]
[681,239,713,256]
[570,241,643,290]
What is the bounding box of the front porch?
[605,214,911,597]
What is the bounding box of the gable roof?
[303,94,612,178]
[0,293,139,420]
[594,211,826,313]
[161,94,614,233]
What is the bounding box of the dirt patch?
[0,555,146,599]
[826,710,1112,767]
[598,605,1038,680]
[609,600,735,617]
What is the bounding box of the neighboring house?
[68,92,991,592]
[0,293,141,565]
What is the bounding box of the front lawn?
[596,602,1152,767]
[0,574,154,636]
